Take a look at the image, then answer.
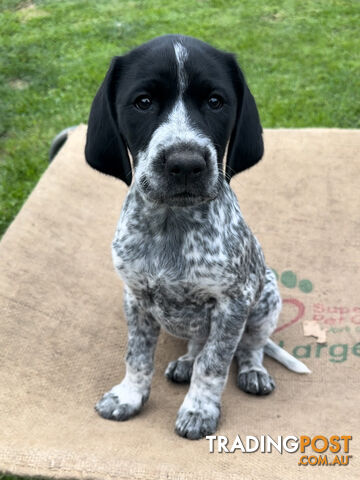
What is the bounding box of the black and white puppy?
[85,35,310,440]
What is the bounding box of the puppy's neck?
[130,185,223,235]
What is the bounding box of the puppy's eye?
[134,95,152,110]
[208,95,223,110]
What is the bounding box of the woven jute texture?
[0,126,359,479]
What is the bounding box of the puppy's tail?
[264,339,311,374]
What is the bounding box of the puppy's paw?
[165,359,193,384]
[95,382,147,421]
[237,369,275,395]
[175,402,220,439]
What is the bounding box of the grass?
[1,0,359,238]
[0,2,359,478]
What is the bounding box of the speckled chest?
[113,239,240,339]
[111,188,258,339]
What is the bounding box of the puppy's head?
[85,35,263,206]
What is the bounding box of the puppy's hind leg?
[165,338,204,384]
[235,268,281,395]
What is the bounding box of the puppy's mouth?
[137,175,218,207]
[143,187,212,207]
[171,191,200,201]
[165,191,205,206]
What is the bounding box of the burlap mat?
[0,126,359,479]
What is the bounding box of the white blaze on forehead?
[134,41,218,189]
[173,41,188,92]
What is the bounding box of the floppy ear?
[225,58,264,182]
[85,57,132,185]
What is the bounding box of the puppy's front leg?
[96,288,160,421]
[175,299,248,439]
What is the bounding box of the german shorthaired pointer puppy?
[85,35,310,440]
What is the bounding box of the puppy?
[85,35,310,440]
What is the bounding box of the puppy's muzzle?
[143,143,216,206]
[165,149,206,187]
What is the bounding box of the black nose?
[165,150,206,184]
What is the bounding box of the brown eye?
[135,95,152,110]
[208,95,223,110]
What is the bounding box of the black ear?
[85,57,132,185]
[225,58,264,182]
